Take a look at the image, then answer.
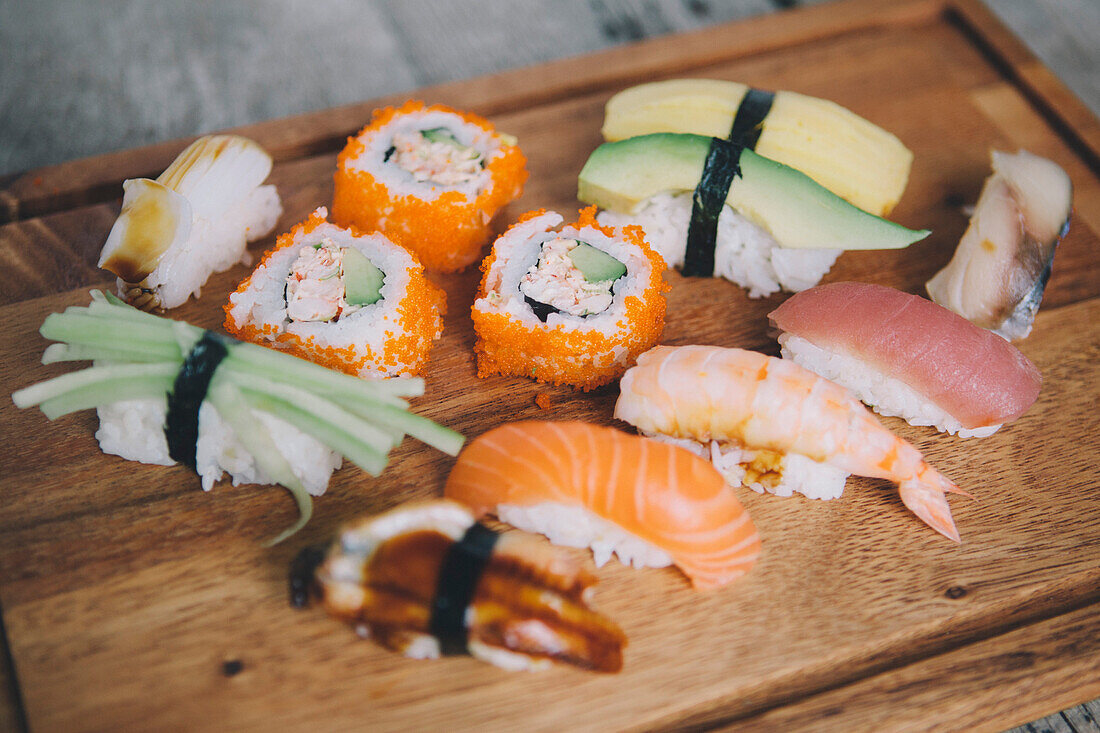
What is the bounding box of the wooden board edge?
[0,0,946,224]
[0,609,27,733]
[627,563,1100,732]
[714,600,1100,732]
[945,0,1100,175]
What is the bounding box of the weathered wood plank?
[2,0,1097,182]
[4,8,1099,307]
[0,0,417,176]
[1,0,946,222]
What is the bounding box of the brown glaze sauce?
[343,529,626,672]
[101,184,177,283]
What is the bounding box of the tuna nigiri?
[614,345,966,542]
[769,282,1042,437]
[444,421,760,591]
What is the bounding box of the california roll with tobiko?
[333,101,528,272]
[224,208,444,378]
[472,207,668,390]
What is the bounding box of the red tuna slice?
[768,282,1041,430]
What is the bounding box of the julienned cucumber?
[577,133,930,251]
[10,291,466,545]
[568,242,627,283]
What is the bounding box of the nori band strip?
[683,137,745,277]
[429,522,500,655]
[165,331,230,472]
[524,295,559,323]
[728,88,775,149]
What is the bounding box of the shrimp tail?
[899,466,962,542]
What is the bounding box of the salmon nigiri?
[615,345,967,542]
[444,420,760,591]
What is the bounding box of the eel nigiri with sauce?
[293,499,627,672]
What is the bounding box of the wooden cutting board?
[2,0,1099,730]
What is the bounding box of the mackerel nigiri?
[444,421,760,591]
[769,282,1042,437]
[927,149,1071,341]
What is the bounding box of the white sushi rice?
[647,433,848,500]
[496,502,674,570]
[225,211,431,378]
[343,108,501,202]
[134,184,282,309]
[475,210,660,340]
[597,192,841,298]
[779,332,1000,438]
[96,397,341,495]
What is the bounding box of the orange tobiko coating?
[224,209,444,378]
[472,207,668,391]
[332,100,528,272]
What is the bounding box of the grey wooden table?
[1,1,1098,731]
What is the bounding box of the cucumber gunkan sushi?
[472,207,668,390]
[333,101,528,272]
[225,208,444,378]
[12,292,464,544]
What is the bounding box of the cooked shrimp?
[615,345,966,541]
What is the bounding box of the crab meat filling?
[519,238,617,317]
[388,128,484,186]
[285,238,362,323]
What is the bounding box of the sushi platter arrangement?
[2,0,1100,729]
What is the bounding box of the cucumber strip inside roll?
[684,138,745,277]
[429,522,500,655]
[728,88,775,149]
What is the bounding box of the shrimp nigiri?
[444,420,760,590]
[614,345,966,541]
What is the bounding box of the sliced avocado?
[568,241,627,282]
[342,247,384,306]
[577,133,929,250]
[421,127,463,147]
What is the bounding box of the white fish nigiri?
[769,282,1042,437]
[926,149,1072,340]
[98,135,282,310]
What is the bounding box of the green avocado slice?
[577,133,929,250]
[568,241,627,282]
[342,247,384,306]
